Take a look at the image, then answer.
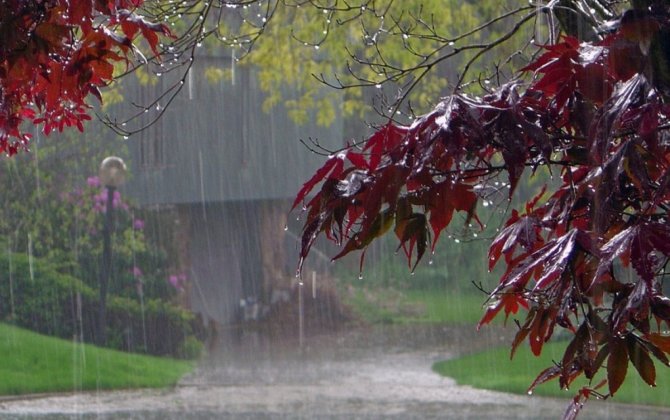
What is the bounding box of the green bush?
[0,251,203,358]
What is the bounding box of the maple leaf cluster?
[0,0,170,154]
[295,4,670,416]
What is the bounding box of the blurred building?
[124,54,343,328]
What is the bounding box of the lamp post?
[97,156,126,346]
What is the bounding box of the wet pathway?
[0,325,669,419]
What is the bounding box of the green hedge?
[0,252,203,358]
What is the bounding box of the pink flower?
[168,273,188,291]
[112,190,122,208]
[87,176,101,188]
[132,266,143,278]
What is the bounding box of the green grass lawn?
[433,340,670,407]
[343,286,495,326]
[404,290,495,325]
[0,323,196,395]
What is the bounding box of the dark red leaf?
[527,365,561,394]
[425,181,478,249]
[509,312,533,357]
[640,336,670,367]
[394,213,429,270]
[576,62,612,103]
[627,335,656,387]
[650,295,670,324]
[607,338,628,396]
[500,229,593,292]
[646,333,670,354]
[599,222,670,284]
[589,74,647,164]
[363,122,409,170]
[346,150,369,169]
[562,387,592,420]
[477,299,506,331]
[520,36,580,73]
[292,156,344,210]
[479,292,529,332]
[488,211,542,271]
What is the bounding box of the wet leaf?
[527,365,561,394]
[627,335,656,387]
[488,211,543,270]
[607,338,628,396]
[646,333,670,354]
[292,156,344,210]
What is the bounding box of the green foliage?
[0,129,120,256]
[240,1,521,125]
[0,127,182,306]
[178,335,205,360]
[0,323,194,395]
[0,251,203,358]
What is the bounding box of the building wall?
[125,56,343,205]
[123,56,343,326]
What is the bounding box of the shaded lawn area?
[433,340,670,407]
[345,287,495,326]
[404,290,493,325]
[0,323,195,395]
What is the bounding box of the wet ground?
[0,325,669,419]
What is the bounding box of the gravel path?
[0,325,668,419]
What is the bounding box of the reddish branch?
[295,4,670,418]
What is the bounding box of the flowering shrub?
[64,176,177,302]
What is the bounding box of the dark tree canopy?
[293,0,670,417]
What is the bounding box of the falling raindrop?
[7,242,14,319]
[27,234,34,282]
